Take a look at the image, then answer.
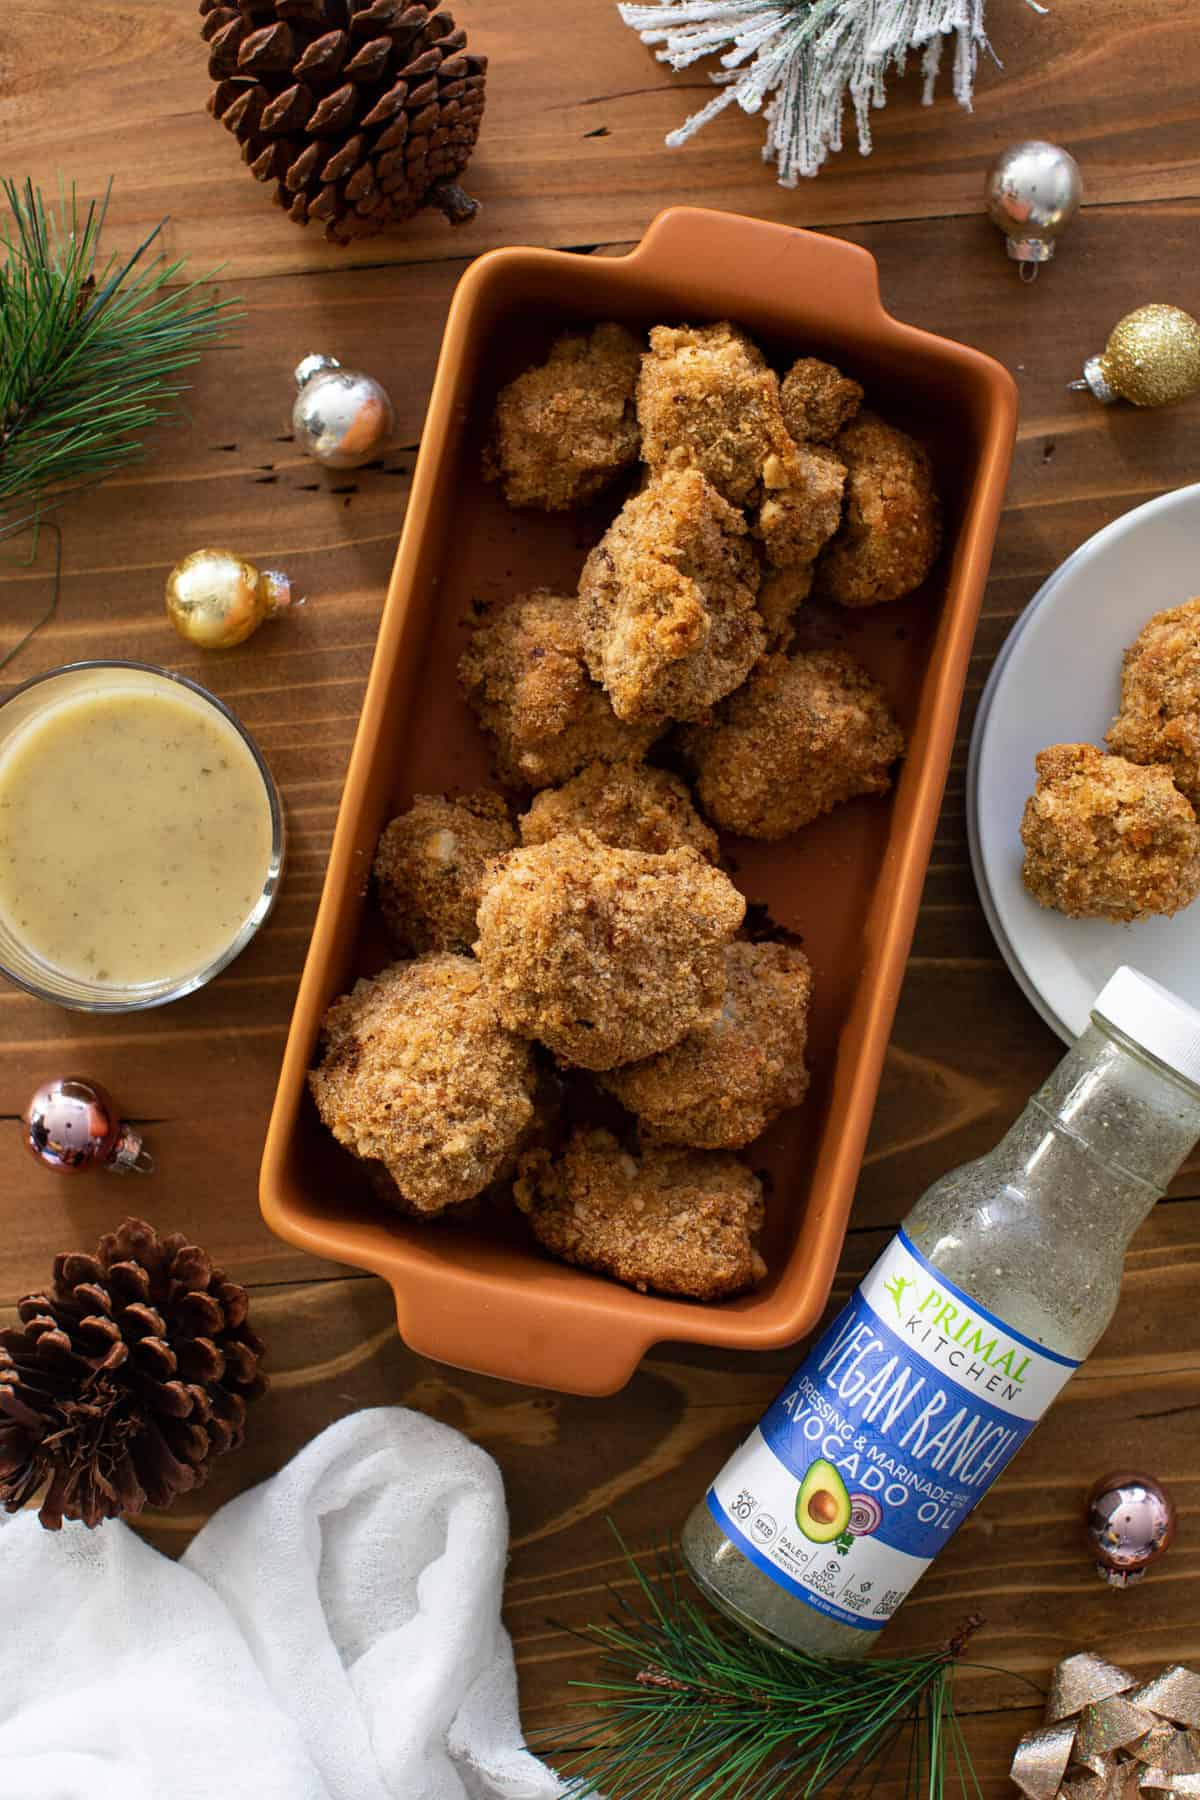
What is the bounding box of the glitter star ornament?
[1072,305,1200,406]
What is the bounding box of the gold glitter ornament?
[1071,304,1200,406]
[166,547,298,650]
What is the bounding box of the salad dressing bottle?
[682,966,1200,1657]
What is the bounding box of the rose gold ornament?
[166,548,299,651]
[23,1077,153,1174]
[1085,1470,1176,1586]
[292,354,395,469]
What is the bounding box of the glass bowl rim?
[0,658,285,1013]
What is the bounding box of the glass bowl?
[0,661,284,1011]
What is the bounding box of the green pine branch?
[0,177,240,541]
[534,1537,984,1800]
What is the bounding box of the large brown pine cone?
[0,1219,266,1530]
[200,0,487,243]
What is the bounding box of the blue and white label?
[707,1231,1079,1631]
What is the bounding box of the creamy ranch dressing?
[0,683,273,988]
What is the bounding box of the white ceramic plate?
[968,482,1200,1045]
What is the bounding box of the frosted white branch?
[616,0,1047,184]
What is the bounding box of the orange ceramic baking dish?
[261,207,1016,1396]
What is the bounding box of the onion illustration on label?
[848,1495,883,1537]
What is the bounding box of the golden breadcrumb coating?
[603,941,811,1148]
[780,357,864,445]
[1020,743,1200,923]
[755,439,846,569]
[374,790,515,952]
[514,1128,766,1300]
[475,831,745,1070]
[683,648,905,839]
[578,466,765,724]
[459,590,660,788]
[758,563,814,647]
[483,323,642,511]
[637,320,786,506]
[308,955,536,1215]
[519,760,719,859]
[815,413,940,608]
[1107,597,1200,805]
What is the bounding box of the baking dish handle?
[392,1278,647,1397]
[625,206,888,333]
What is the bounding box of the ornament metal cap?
[294,353,341,390]
[23,1076,154,1175]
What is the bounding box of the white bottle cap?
[1091,965,1200,1090]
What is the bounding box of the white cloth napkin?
[0,1406,565,1800]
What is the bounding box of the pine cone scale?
[199,0,485,242]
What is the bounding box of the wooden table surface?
[3,1,1200,1790]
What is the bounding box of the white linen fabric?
[0,1406,565,1800]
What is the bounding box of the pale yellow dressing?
[0,683,273,988]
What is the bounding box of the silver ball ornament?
[292,354,395,469]
[985,140,1082,278]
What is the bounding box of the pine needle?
[0,178,240,540]
[616,0,1049,185]
[535,1536,982,1800]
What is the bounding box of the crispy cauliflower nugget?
[459,590,660,788]
[514,1128,766,1299]
[683,649,904,839]
[483,323,642,511]
[637,321,785,506]
[578,467,765,724]
[758,563,814,648]
[603,941,811,1148]
[816,413,940,608]
[308,955,537,1215]
[1020,743,1200,922]
[756,439,846,569]
[780,356,864,445]
[518,760,719,859]
[475,831,745,1070]
[374,791,515,952]
[1107,597,1200,804]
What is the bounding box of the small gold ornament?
[292,354,395,469]
[1071,304,1200,406]
[165,548,298,651]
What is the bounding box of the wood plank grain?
[3,0,1199,278]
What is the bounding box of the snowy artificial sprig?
[616,0,1048,186]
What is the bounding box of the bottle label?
[707,1230,1079,1631]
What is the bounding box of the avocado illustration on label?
[795,1458,852,1544]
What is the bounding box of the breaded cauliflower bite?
[459,590,660,788]
[758,564,814,648]
[578,466,764,724]
[308,955,537,1215]
[683,649,904,839]
[518,760,719,859]
[755,439,846,569]
[780,356,864,445]
[1107,597,1200,805]
[637,321,786,506]
[514,1128,766,1299]
[474,831,745,1070]
[373,790,515,952]
[1020,743,1200,923]
[603,941,811,1148]
[483,322,642,511]
[816,413,940,607]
